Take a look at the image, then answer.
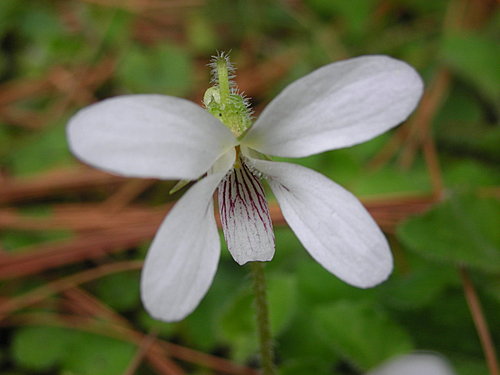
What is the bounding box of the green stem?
[249,261,276,375]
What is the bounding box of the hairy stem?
[249,261,276,375]
[460,267,499,375]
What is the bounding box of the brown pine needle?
[460,267,499,375]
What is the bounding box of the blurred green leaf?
[396,289,483,356]
[380,256,457,309]
[278,310,339,373]
[62,331,136,375]
[435,87,483,125]
[219,285,255,360]
[351,161,431,196]
[483,273,500,304]
[280,357,333,375]
[12,326,71,371]
[9,122,73,176]
[0,0,21,33]
[441,32,500,105]
[398,194,500,272]
[443,160,500,189]
[436,88,500,162]
[297,258,375,305]
[454,358,489,375]
[19,4,63,42]
[438,122,500,165]
[12,326,136,374]
[16,4,84,75]
[305,0,376,36]
[92,271,140,312]
[267,274,297,333]
[117,43,194,95]
[314,301,413,370]
[86,9,133,60]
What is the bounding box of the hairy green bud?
[203,52,253,138]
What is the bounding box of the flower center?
[203,53,253,138]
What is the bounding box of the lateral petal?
[249,158,392,288]
[67,95,237,180]
[218,161,275,265]
[140,153,233,322]
[243,55,423,157]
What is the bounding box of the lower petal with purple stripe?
[218,161,275,264]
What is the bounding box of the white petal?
[218,161,275,265]
[68,95,237,180]
[367,354,456,375]
[242,55,423,157]
[249,158,392,288]
[140,152,234,322]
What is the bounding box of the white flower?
[366,353,456,375]
[67,55,423,322]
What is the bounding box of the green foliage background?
[0,0,499,374]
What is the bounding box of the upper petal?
[140,169,230,322]
[67,95,237,180]
[249,158,392,288]
[242,55,423,157]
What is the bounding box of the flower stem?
[249,261,276,375]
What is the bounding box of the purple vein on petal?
[218,161,275,265]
